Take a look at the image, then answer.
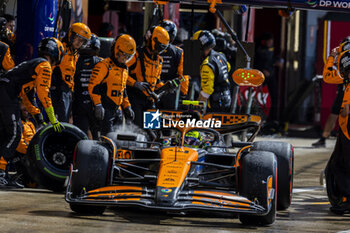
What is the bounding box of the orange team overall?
[126,26,170,128]
[51,23,91,122]
[324,48,350,214]
[89,34,136,135]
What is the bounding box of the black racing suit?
[158,44,184,110]
[200,50,231,112]
[72,55,101,139]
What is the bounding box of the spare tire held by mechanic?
[26,123,87,192]
[88,34,136,136]
[191,30,231,113]
[325,50,350,215]
[0,37,65,188]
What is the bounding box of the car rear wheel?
[252,141,294,210]
[69,140,110,215]
[239,151,277,226]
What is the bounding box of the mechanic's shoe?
[330,198,350,215]
[0,174,24,189]
[330,203,350,215]
[0,163,24,189]
[312,138,326,148]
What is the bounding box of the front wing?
[66,185,271,216]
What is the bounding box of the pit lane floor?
[0,137,349,233]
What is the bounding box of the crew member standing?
[89,34,136,136]
[0,37,64,187]
[313,40,350,147]
[157,20,188,110]
[127,26,172,128]
[192,30,231,112]
[325,50,350,214]
[51,22,91,122]
[73,34,101,139]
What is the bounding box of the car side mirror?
[232,68,265,87]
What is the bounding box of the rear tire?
[239,151,277,226]
[26,123,87,192]
[252,141,294,210]
[69,140,110,215]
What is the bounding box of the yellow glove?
[45,106,65,133]
[52,121,64,133]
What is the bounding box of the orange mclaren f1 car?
[65,111,293,226]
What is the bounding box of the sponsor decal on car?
[161,188,172,193]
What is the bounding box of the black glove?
[33,113,46,128]
[134,82,151,93]
[94,104,105,121]
[123,107,135,121]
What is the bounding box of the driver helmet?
[184,131,203,148]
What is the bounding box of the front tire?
[239,151,277,226]
[252,141,294,210]
[69,140,110,215]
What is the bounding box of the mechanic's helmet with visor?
[68,22,91,46]
[79,33,100,56]
[338,50,350,83]
[341,36,350,44]
[192,30,216,51]
[184,131,203,148]
[338,41,350,54]
[111,34,136,64]
[38,37,65,66]
[148,26,170,54]
[160,20,177,43]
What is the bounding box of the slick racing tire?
[26,123,87,192]
[69,140,110,215]
[325,159,342,207]
[239,151,277,226]
[252,141,294,210]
